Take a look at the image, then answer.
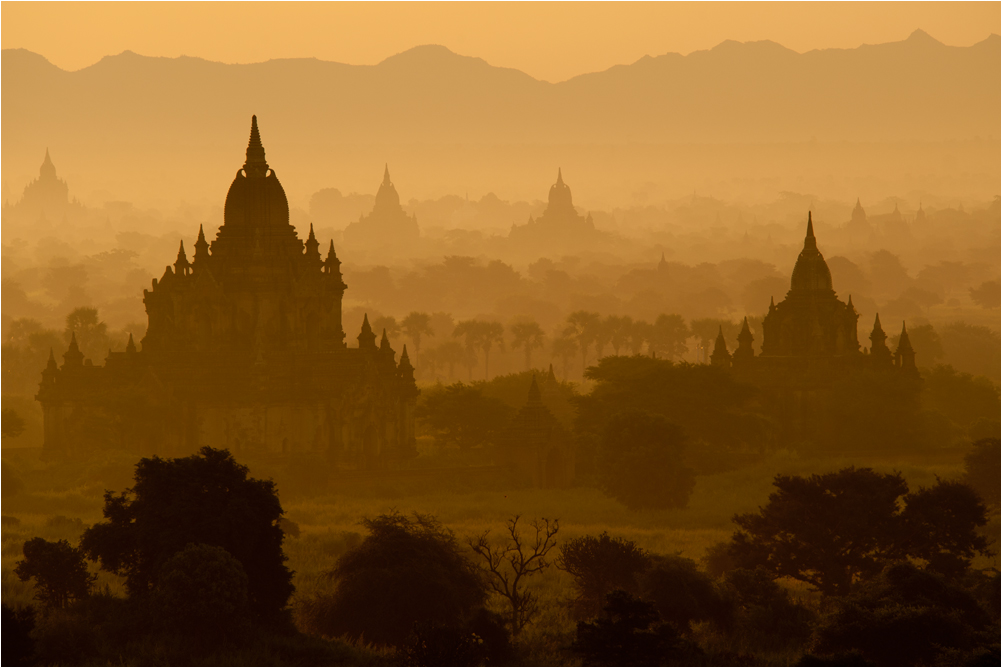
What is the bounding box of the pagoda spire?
[193,224,210,266]
[710,326,731,368]
[126,333,137,354]
[894,321,918,374]
[734,317,755,363]
[358,314,377,349]
[804,211,817,250]
[527,374,542,406]
[323,239,342,276]
[63,332,84,367]
[556,167,564,186]
[174,240,191,276]
[383,163,391,185]
[243,115,269,177]
[305,223,321,267]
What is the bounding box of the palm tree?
[453,320,483,381]
[628,319,651,355]
[372,315,401,340]
[479,321,505,379]
[609,315,632,356]
[510,320,545,370]
[401,311,434,367]
[564,310,601,374]
[551,335,579,381]
[650,313,690,361]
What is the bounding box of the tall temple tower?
[760,213,860,358]
[342,164,420,246]
[37,118,418,464]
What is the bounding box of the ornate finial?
[193,224,209,266]
[383,163,391,185]
[63,332,84,367]
[174,240,191,276]
[547,363,557,383]
[710,326,731,367]
[244,115,269,176]
[874,313,883,331]
[126,333,137,354]
[556,168,564,185]
[46,348,58,370]
[380,328,391,351]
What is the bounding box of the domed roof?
[546,168,574,215]
[789,212,833,293]
[372,164,402,213]
[211,116,302,266]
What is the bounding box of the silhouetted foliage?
[730,468,992,595]
[416,382,514,449]
[922,364,1000,431]
[964,438,1001,506]
[577,356,767,462]
[15,537,95,609]
[558,532,652,618]
[571,590,704,666]
[598,410,695,510]
[469,515,559,635]
[2,603,36,666]
[153,543,252,643]
[2,406,26,438]
[638,554,733,633]
[310,512,486,647]
[79,447,293,620]
[899,480,991,578]
[969,280,1000,309]
[725,567,815,652]
[403,608,512,667]
[806,562,996,666]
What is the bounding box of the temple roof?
[789,212,833,293]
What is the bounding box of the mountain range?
[2,30,998,206]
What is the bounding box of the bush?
[598,410,696,510]
[638,554,733,633]
[153,543,251,642]
[302,512,487,647]
[725,568,815,652]
[15,537,95,609]
[570,590,704,666]
[807,563,993,666]
[558,532,652,618]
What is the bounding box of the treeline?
[5,446,999,666]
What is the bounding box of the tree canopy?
[80,447,293,620]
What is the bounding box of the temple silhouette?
[37,117,419,463]
[342,164,420,246]
[3,149,82,226]
[710,213,920,445]
[508,169,605,250]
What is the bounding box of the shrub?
[303,512,486,647]
[638,554,733,633]
[558,532,651,618]
[964,438,1000,506]
[15,537,95,609]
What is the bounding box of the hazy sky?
[3,2,998,82]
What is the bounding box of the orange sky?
[3,1,999,82]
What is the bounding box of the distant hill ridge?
[1,30,998,205]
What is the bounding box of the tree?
[969,280,1000,309]
[371,315,400,340]
[80,447,293,620]
[558,532,651,618]
[401,311,434,366]
[570,591,703,667]
[638,554,733,633]
[964,437,1000,506]
[510,319,545,370]
[898,480,990,578]
[478,321,505,379]
[453,319,502,380]
[469,515,559,635]
[649,313,690,360]
[598,410,695,510]
[427,340,468,380]
[608,316,632,356]
[415,382,513,449]
[2,407,26,439]
[15,538,95,609]
[303,512,486,647]
[730,468,906,596]
[729,468,991,596]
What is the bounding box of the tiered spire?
[193,224,210,266]
[379,328,393,358]
[243,115,269,177]
[527,374,542,406]
[63,332,84,367]
[734,317,755,362]
[126,333,137,354]
[556,168,564,186]
[383,163,391,186]
[174,241,191,276]
[895,321,917,373]
[398,345,416,383]
[323,240,341,276]
[710,326,731,368]
[357,314,377,349]
[305,223,321,267]
[869,314,892,367]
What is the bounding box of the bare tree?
[469,515,560,635]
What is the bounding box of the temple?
[37,117,419,463]
[508,169,599,246]
[342,164,420,246]
[3,149,80,224]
